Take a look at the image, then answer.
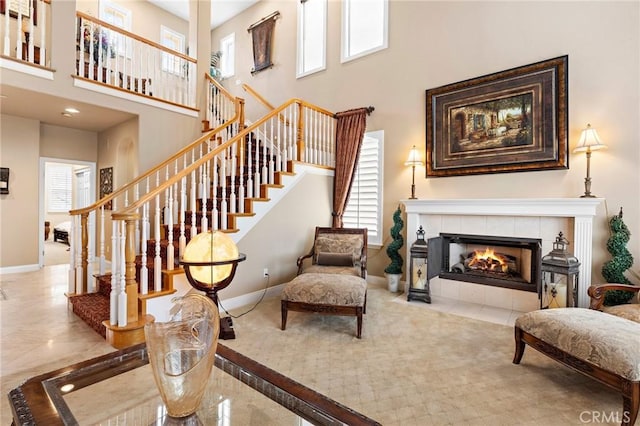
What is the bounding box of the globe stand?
[180,254,246,340]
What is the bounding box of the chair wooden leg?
[281,300,288,331]
[356,306,363,339]
[512,327,526,364]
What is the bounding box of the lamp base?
[580,194,596,198]
[220,316,235,340]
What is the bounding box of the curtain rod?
[333,106,375,118]
[247,11,280,32]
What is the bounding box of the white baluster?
[154,193,162,292]
[139,202,149,294]
[166,185,174,269]
[179,175,186,260]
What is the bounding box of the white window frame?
[99,0,132,58]
[160,25,186,76]
[343,130,384,247]
[297,0,327,78]
[47,163,72,213]
[219,33,235,78]
[341,0,388,63]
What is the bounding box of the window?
[343,130,383,246]
[99,0,132,57]
[341,0,388,63]
[161,26,186,75]
[47,164,72,213]
[297,0,326,78]
[219,33,235,78]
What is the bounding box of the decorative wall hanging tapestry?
[247,11,279,75]
[425,55,568,177]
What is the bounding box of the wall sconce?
[404,145,424,199]
[573,124,607,198]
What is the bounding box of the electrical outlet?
[263,268,269,277]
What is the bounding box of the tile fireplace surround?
[402,198,603,311]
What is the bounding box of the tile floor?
[1,265,626,425]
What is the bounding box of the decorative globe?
[182,231,239,286]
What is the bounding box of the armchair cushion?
[316,252,354,267]
[602,304,640,323]
[314,235,363,266]
[282,273,367,307]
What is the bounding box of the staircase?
[67,77,337,348]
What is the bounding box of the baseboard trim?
[0,264,40,275]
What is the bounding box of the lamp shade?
[182,231,239,286]
[573,124,607,153]
[404,145,424,166]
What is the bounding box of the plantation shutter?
[48,164,72,212]
[343,133,382,244]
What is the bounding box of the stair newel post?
[72,216,83,294]
[118,220,127,326]
[112,213,140,325]
[297,101,304,162]
[86,211,95,292]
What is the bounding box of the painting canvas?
[426,56,568,177]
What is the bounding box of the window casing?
[219,33,235,78]
[297,0,327,78]
[341,0,388,63]
[99,0,132,58]
[161,25,186,75]
[343,130,383,246]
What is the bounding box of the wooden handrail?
[242,83,277,111]
[76,12,196,63]
[116,97,335,216]
[70,79,242,216]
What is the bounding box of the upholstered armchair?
[588,283,640,323]
[282,227,368,338]
[296,227,367,278]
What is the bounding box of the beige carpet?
[44,239,71,266]
[223,283,623,425]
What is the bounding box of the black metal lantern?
[540,232,580,308]
[408,226,431,303]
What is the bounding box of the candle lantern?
[408,226,431,303]
[540,232,580,308]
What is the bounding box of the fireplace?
[428,233,542,293]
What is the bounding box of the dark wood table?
[8,343,380,425]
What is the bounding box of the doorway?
[39,158,96,267]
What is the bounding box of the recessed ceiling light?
[61,112,72,117]
[64,107,80,114]
[0,94,7,99]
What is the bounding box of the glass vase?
[144,293,220,418]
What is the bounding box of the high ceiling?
[0,1,258,133]
[149,0,258,29]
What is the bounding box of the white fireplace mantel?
[402,198,603,308]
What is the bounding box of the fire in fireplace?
[427,233,542,292]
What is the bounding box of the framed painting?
[425,55,568,177]
[99,167,113,210]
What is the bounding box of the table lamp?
[404,145,424,199]
[573,124,606,198]
[180,230,246,339]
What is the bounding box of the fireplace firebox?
[426,233,542,293]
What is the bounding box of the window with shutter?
[343,130,383,246]
[47,164,72,213]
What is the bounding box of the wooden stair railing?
[71,94,336,348]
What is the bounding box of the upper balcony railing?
[75,13,197,109]
[0,0,49,66]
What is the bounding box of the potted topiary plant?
[384,205,404,292]
[602,207,638,305]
